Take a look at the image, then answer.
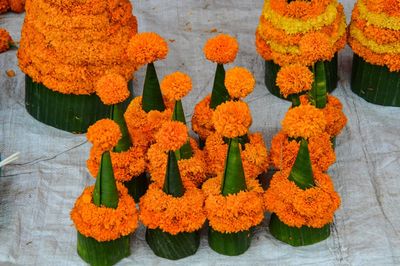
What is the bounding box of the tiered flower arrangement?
[71,120,139,265]
[17,0,138,132]
[255,0,347,99]
[140,121,206,260]
[0,0,25,13]
[203,100,265,255]
[349,0,400,106]
[0,28,13,53]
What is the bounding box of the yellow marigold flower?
[204,34,239,64]
[224,67,255,99]
[127,32,168,66]
[276,64,314,98]
[213,100,252,139]
[160,71,192,101]
[282,105,326,139]
[300,32,334,63]
[0,28,13,53]
[86,119,122,152]
[95,73,130,105]
[155,121,188,152]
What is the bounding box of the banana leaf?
[210,64,230,109]
[142,63,166,112]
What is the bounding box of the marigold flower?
[192,95,215,140]
[0,0,9,14]
[204,34,239,64]
[155,121,188,152]
[213,101,252,139]
[0,28,12,53]
[9,0,25,13]
[276,64,314,97]
[86,119,122,151]
[127,32,168,66]
[160,71,192,101]
[269,0,333,20]
[282,105,326,139]
[95,73,130,105]
[255,31,273,61]
[300,32,335,63]
[224,67,256,99]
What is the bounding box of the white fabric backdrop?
[1,0,400,265]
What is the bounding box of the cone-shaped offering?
[140,121,206,260]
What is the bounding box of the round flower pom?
[0,0,9,14]
[160,71,192,101]
[282,105,326,139]
[204,34,239,64]
[225,67,255,99]
[213,101,252,139]
[95,73,130,105]
[155,121,188,152]
[300,32,334,64]
[0,28,13,53]
[87,119,122,151]
[276,65,314,98]
[9,0,25,13]
[127,32,168,66]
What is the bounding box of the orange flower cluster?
[18,0,138,94]
[139,184,206,235]
[264,169,341,228]
[0,0,25,13]
[204,34,239,64]
[191,95,215,140]
[224,67,256,99]
[0,28,13,53]
[154,121,188,152]
[256,0,346,66]
[213,101,252,139]
[71,183,139,242]
[0,0,8,13]
[202,176,264,233]
[147,138,206,189]
[363,0,400,17]
[204,132,269,180]
[270,131,336,172]
[87,119,122,152]
[127,32,168,66]
[282,105,326,139]
[160,71,192,101]
[124,97,172,149]
[95,73,130,105]
[276,64,314,97]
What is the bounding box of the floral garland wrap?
[139,184,206,235]
[71,183,139,242]
[349,0,400,72]
[255,0,347,66]
[18,0,138,94]
[192,95,215,140]
[204,132,269,180]
[202,176,264,233]
[264,169,341,228]
[0,28,12,53]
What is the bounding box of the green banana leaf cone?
[208,228,251,256]
[351,54,400,107]
[142,62,166,113]
[172,100,193,160]
[210,64,231,109]
[124,172,149,202]
[268,140,331,246]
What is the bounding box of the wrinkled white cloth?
[1,1,400,265]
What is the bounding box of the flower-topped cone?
[128,32,168,112]
[140,121,206,260]
[288,139,314,190]
[204,100,264,256]
[71,120,139,266]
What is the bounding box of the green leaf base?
[264,54,338,100]
[124,172,149,202]
[208,227,251,256]
[269,214,330,246]
[77,232,130,266]
[351,54,400,106]
[146,228,200,260]
[25,75,133,134]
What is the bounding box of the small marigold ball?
[204,34,239,64]
[95,73,130,105]
[225,67,255,99]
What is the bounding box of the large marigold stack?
[349,0,400,106]
[255,0,347,99]
[18,0,138,132]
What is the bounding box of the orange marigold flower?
[0,28,13,53]
[127,32,168,66]
[224,67,256,99]
[155,121,188,152]
[270,0,333,20]
[70,183,139,242]
[204,34,239,64]
[9,0,25,13]
[255,31,273,61]
[139,184,206,235]
[86,119,121,151]
[160,71,192,101]
[213,101,252,138]
[276,64,314,98]
[95,73,130,105]
[300,32,335,64]
[192,95,215,140]
[282,105,326,139]
[0,0,9,14]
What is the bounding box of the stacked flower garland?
[17,0,138,132]
[349,0,400,106]
[255,0,347,99]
